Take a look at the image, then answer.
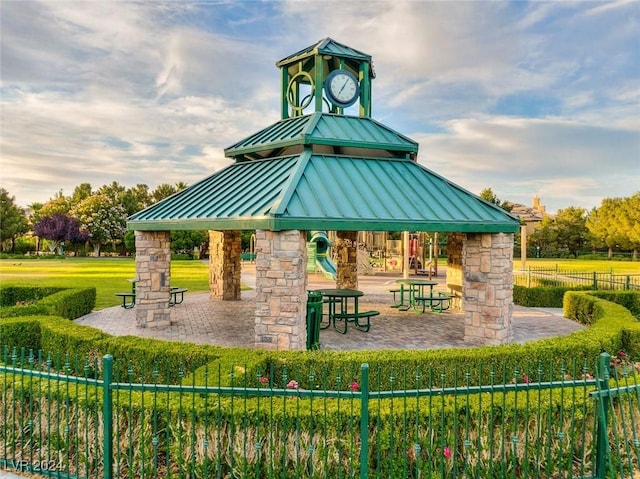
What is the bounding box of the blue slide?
[309,231,337,280]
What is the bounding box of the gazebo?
[128,38,520,350]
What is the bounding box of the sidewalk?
[74,264,584,350]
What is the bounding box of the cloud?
[416,116,639,212]
[1,0,638,216]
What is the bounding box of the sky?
[1,1,639,214]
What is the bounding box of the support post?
[102,354,113,479]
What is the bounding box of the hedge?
[1,291,638,390]
[0,286,96,320]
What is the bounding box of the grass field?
[518,258,640,274]
[0,258,210,310]
[1,257,638,311]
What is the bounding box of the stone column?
[462,232,514,345]
[134,230,172,328]
[209,230,242,300]
[335,231,358,289]
[254,230,308,350]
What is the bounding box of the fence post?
[360,363,370,479]
[103,354,114,479]
[593,272,598,290]
[595,352,611,479]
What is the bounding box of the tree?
[122,184,152,216]
[586,197,625,257]
[72,194,128,256]
[33,193,71,223]
[619,193,640,259]
[529,216,558,256]
[479,188,513,212]
[553,206,587,258]
[0,188,29,252]
[171,230,208,256]
[70,183,93,206]
[152,182,188,203]
[33,213,88,255]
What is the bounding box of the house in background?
[507,196,551,235]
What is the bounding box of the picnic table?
[114,281,188,308]
[314,289,379,334]
[391,279,438,311]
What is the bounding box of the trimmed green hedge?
[1,287,639,388]
[513,285,591,307]
[0,286,96,320]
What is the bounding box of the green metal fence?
[514,267,640,290]
[1,348,639,478]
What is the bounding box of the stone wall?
[462,232,514,345]
[335,231,358,289]
[209,230,242,300]
[254,230,308,350]
[134,230,172,328]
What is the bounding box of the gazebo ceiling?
[128,150,520,233]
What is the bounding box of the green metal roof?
[224,113,418,159]
[276,37,372,67]
[128,152,520,233]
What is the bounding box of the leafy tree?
[171,230,208,255]
[122,184,152,215]
[0,188,29,252]
[70,183,93,206]
[33,213,88,255]
[152,182,188,203]
[553,206,586,258]
[72,194,128,256]
[619,193,640,259]
[586,197,625,257]
[479,188,513,212]
[529,216,558,256]
[33,193,71,223]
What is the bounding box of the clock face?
[325,69,359,107]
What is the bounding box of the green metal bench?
[414,292,452,313]
[115,292,135,309]
[332,310,379,334]
[170,287,188,306]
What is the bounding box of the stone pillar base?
[336,231,358,289]
[462,233,514,345]
[254,230,307,350]
[134,230,172,329]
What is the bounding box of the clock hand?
[338,78,349,96]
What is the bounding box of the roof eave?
[128,217,520,234]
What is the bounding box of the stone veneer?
[254,230,308,350]
[462,232,514,345]
[335,231,358,289]
[209,230,242,300]
[134,230,172,328]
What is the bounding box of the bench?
[414,292,453,313]
[447,284,463,309]
[115,292,135,309]
[332,310,380,334]
[170,287,188,306]
[389,288,402,306]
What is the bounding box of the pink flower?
[522,374,530,384]
[444,446,452,458]
[286,380,299,389]
[258,376,268,385]
[350,381,359,392]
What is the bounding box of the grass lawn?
[1,257,637,311]
[519,258,640,274]
[0,258,211,310]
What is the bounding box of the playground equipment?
[307,231,337,280]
